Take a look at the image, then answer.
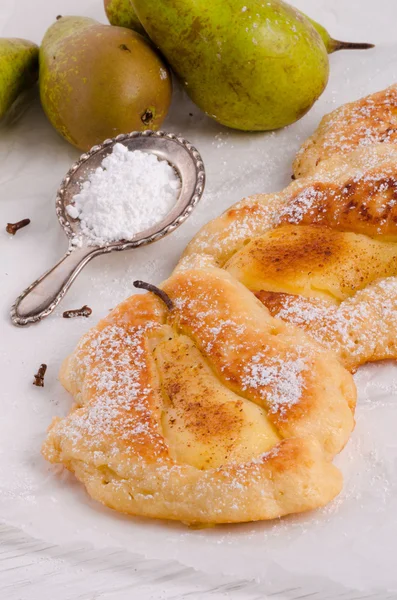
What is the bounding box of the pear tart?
[179,143,397,371]
[43,268,355,523]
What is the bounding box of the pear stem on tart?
[133,280,174,311]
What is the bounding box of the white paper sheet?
[2,0,397,594]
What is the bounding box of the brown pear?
[39,17,172,151]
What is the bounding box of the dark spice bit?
[291,174,296,181]
[6,219,31,235]
[133,280,174,311]
[63,305,92,319]
[119,44,131,53]
[56,15,62,20]
[33,364,47,388]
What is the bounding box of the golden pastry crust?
[178,145,397,371]
[180,144,397,270]
[43,268,355,524]
[293,85,397,178]
[256,277,397,372]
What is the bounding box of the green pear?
[131,0,329,131]
[104,0,146,36]
[39,17,172,151]
[0,38,39,120]
[306,17,374,54]
[104,0,373,56]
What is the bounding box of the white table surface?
[2,0,397,598]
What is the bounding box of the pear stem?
[331,40,375,52]
[133,280,174,311]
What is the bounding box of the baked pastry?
[45,87,397,523]
[293,85,397,178]
[43,268,355,524]
[179,144,397,371]
[256,277,397,373]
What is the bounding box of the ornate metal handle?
[11,246,100,326]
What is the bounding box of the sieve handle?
[11,245,100,326]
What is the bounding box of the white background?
[2,1,397,598]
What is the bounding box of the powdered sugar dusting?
[168,273,318,424]
[277,185,325,225]
[264,277,397,370]
[241,351,307,415]
[52,321,166,457]
[67,143,180,246]
[277,146,397,237]
[294,85,397,177]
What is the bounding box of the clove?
[33,364,47,388]
[63,305,92,319]
[6,219,31,235]
[133,280,174,311]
